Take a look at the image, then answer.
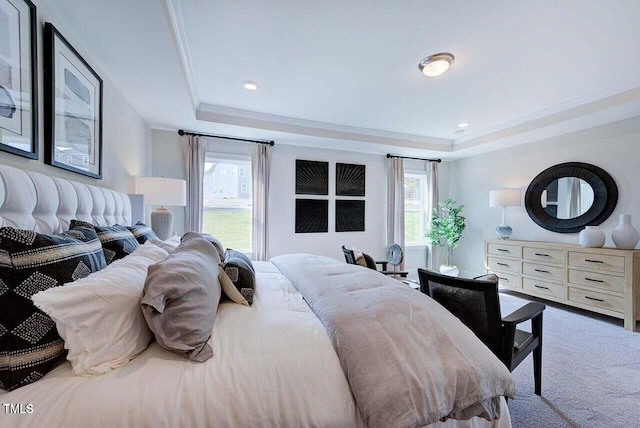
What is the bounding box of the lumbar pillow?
[222,249,255,305]
[125,222,158,244]
[71,220,139,264]
[141,235,222,362]
[0,226,106,391]
[32,242,169,376]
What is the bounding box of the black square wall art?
[295,199,329,233]
[336,200,365,232]
[336,163,365,196]
[296,160,328,195]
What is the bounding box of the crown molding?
[163,0,199,108]
[196,104,453,151]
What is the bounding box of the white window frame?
[404,171,428,246]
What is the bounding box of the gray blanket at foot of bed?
[271,254,515,428]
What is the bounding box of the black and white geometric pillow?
[0,226,107,391]
[70,220,139,264]
[125,222,158,244]
[222,249,256,305]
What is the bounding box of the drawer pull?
[534,284,549,290]
[585,277,604,283]
[535,253,549,257]
[497,248,509,252]
[497,262,509,267]
[584,259,604,264]
[584,296,605,303]
[534,268,550,274]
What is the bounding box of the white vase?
[612,215,640,250]
[578,226,605,248]
[439,265,460,277]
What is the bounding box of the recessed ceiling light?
[457,122,470,128]
[419,53,455,77]
[455,130,465,135]
[243,81,258,91]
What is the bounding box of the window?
[203,155,252,252]
[404,172,427,245]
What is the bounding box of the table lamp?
[489,189,521,239]
[136,177,187,240]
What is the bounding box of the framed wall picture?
[295,199,328,233]
[336,163,365,196]
[295,159,328,195]
[44,22,103,179]
[336,199,365,232]
[0,0,38,159]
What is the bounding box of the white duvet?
[0,262,511,428]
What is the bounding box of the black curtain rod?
[178,129,275,146]
[386,154,442,163]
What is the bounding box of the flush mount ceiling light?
[457,122,470,128]
[243,81,258,91]
[418,53,455,77]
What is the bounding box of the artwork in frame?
[336,163,365,196]
[335,199,365,232]
[44,22,103,179]
[295,199,328,233]
[0,0,38,159]
[295,159,328,195]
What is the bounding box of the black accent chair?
[342,246,408,278]
[417,268,545,395]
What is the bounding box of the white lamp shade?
[136,177,187,206]
[489,189,521,208]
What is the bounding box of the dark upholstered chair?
[417,268,545,395]
[342,246,408,278]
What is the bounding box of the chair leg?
[532,312,543,396]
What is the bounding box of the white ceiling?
[49,0,640,158]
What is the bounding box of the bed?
[0,164,514,427]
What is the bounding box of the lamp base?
[496,225,513,239]
[151,207,173,241]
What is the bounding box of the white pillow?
[32,241,169,376]
[151,235,181,253]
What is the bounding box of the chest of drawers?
[485,239,640,331]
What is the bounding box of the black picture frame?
[295,199,328,233]
[336,199,365,232]
[336,163,365,196]
[0,0,38,159]
[44,22,103,179]
[524,162,618,233]
[295,160,328,195]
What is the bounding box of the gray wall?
[448,116,640,277]
[0,0,151,193]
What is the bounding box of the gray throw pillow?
[141,235,222,362]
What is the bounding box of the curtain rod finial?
[178,129,185,136]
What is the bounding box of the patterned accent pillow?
[125,222,158,244]
[71,220,139,264]
[0,226,106,391]
[222,249,255,305]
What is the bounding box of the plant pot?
[612,215,640,250]
[578,226,605,248]
[439,265,459,277]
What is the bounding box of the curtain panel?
[426,161,439,269]
[386,157,405,270]
[182,135,206,233]
[251,144,271,261]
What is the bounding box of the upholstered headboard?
[0,163,144,234]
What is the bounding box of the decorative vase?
[612,215,640,250]
[578,226,605,248]
[439,265,460,277]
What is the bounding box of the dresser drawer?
[568,252,625,273]
[487,256,521,274]
[523,246,564,265]
[523,277,565,299]
[568,287,624,313]
[523,262,564,283]
[493,271,522,289]
[487,242,521,258]
[568,269,625,293]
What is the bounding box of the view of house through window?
[203,155,252,252]
[404,172,428,245]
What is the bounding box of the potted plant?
[425,198,466,277]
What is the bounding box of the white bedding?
[0,262,511,428]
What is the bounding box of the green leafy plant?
[425,198,466,266]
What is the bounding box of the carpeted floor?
[499,291,640,428]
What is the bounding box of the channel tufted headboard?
[0,163,144,234]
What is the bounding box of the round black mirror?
[525,162,617,233]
